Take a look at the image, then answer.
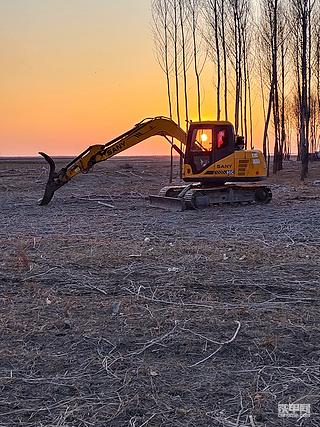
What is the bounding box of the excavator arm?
[39,116,186,205]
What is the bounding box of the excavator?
[39,116,272,209]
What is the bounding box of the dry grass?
[0,157,319,426]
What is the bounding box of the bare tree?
[247,59,254,149]
[241,4,251,148]
[272,0,281,174]
[230,0,242,133]
[178,0,190,127]
[171,0,182,126]
[259,0,286,173]
[279,17,287,169]
[187,0,203,121]
[259,53,273,173]
[221,0,228,119]
[312,9,320,153]
[228,0,250,138]
[291,0,314,179]
[205,0,222,120]
[152,0,173,119]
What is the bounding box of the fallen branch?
[189,321,241,367]
[130,321,178,356]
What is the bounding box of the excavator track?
[149,184,272,210]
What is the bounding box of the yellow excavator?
[39,116,272,209]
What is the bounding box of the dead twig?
[130,321,178,356]
[189,321,241,367]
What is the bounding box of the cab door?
[186,126,214,174]
[212,124,235,177]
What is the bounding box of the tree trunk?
[214,0,221,120]
[190,1,202,121]
[173,0,181,127]
[179,0,189,126]
[221,0,228,120]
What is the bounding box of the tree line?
[152,0,320,179]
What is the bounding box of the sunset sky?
[1,0,265,157]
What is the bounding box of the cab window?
[191,129,213,152]
[216,129,228,149]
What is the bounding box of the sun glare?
[201,133,208,142]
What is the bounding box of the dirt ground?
[0,156,320,427]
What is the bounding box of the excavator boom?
[39,117,186,205]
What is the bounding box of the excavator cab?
[184,122,235,175]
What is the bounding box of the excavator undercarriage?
[149,183,272,210]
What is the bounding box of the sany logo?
[105,141,126,157]
[217,164,232,169]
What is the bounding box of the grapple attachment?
[39,152,64,206]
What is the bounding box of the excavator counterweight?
[39,116,272,208]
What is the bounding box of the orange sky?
[1,0,265,157]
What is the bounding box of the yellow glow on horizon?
[0,1,266,157]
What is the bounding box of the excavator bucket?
[149,195,187,211]
[39,152,62,206]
